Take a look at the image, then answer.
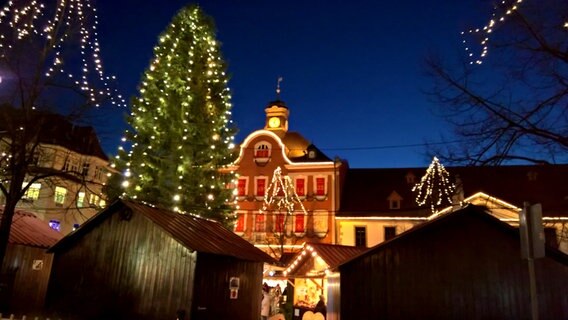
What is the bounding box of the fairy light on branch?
[412,157,455,213]
[0,0,125,107]
[461,0,524,65]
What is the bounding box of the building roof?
[0,106,108,160]
[49,199,275,263]
[338,204,568,268]
[285,242,368,275]
[3,208,63,248]
[338,164,568,217]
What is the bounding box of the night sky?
[94,0,491,168]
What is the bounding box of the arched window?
[254,141,271,164]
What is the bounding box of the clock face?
[268,117,281,128]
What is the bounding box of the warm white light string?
[0,0,125,107]
[461,0,525,65]
[412,157,455,213]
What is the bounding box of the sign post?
[520,202,544,320]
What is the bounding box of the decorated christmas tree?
[412,157,455,213]
[112,5,236,225]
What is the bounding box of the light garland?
[461,0,524,65]
[0,0,125,107]
[261,166,308,233]
[412,157,455,214]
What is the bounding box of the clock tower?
[264,99,289,135]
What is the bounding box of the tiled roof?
[338,164,568,217]
[50,200,275,263]
[3,208,63,248]
[0,106,108,160]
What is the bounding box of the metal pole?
[527,257,539,320]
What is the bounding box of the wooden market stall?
[282,243,367,320]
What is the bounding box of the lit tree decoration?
[461,0,526,65]
[110,5,236,226]
[261,166,308,257]
[0,0,125,107]
[412,157,455,213]
[262,166,307,219]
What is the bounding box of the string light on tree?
[412,157,455,213]
[0,0,125,107]
[461,0,525,65]
[109,5,236,226]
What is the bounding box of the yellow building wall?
[336,219,420,248]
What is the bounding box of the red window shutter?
[235,213,244,232]
[237,178,246,196]
[296,179,305,196]
[295,214,305,233]
[316,177,325,196]
[256,179,265,197]
[275,214,285,232]
[255,214,265,232]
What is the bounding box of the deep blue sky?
[95,0,490,168]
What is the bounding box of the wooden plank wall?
[1,244,53,314]
[191,253,263,320]
[339,214,568,319]
[46,208,197,320]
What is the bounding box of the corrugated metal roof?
[2,208,63,248]
[123,201,274,263]
[49,200,274,263]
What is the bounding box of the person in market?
[261,284,270,320]
[313,294,327,318]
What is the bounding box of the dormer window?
[387,190,403,210]
[254,141,271,164]
[405,172,416,184]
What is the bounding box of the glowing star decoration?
[0,0,125,107]
[261,166,308,234]
[412,157,456,213]
[461,0,525,65]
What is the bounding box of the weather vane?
[276,76,283,99]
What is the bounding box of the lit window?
[274,213,286,233]
[255,144,270,158]
[295,177,305,197]
[77,192,85,207]
[90,194,100,206]
[49,219,61,232]
[295,213,305,234]
[234,212,246,234]
[63,158,71,171]
[254,142,271,164]
[255,177,267,198]
[314,176,326,198]
[237,178,247,197]
[99,199,106,208]
[255,212,265,232]
[54,187,67,205]
[23,182,41,200]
